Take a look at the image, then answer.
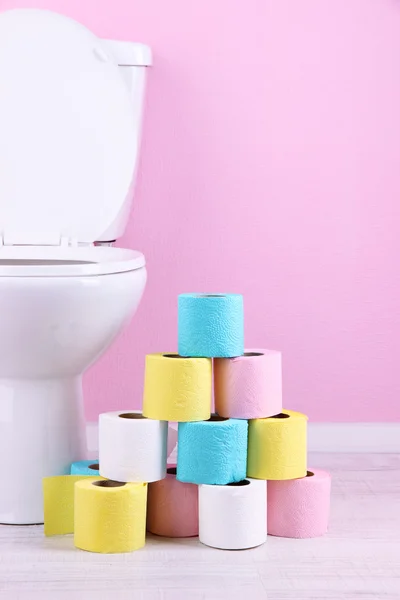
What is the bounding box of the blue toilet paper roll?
[178,294,244,358]
[177,416,248,485]
[70,460,100,476]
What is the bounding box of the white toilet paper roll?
[99,411,167,482]
[199,478,267,550]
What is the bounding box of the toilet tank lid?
[102,40,152,67]
[0,9,143,245]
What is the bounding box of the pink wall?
[3,0,400,422]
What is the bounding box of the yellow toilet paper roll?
[247,409,308,480]
[142,353,212,422]
[74,479,147,553]
[43,475,103,536]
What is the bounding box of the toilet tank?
[96,40,152,244]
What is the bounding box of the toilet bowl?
[0,9,151,523]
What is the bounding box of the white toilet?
[0,9,151,524]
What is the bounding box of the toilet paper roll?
[99,411,167,483]
[147,466,199,538]
[142,353,212,422]
[74,479,147,553]
[199,479,266,550]
[247,409,307,480]
[70,460,100,476]
[177,416,248,485]
[214,349,282,419]
[43,475,103,536]
[267,468,331,538]
[84,423,178,462]
[178,293,244,358]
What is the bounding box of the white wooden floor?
[0,452,398,600]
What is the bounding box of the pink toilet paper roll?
[147,466,199,538]
[267,468,331,538]
[214,349,282,419]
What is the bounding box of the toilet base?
[0,377,86,524]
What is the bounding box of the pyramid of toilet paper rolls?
[43,293,331,552]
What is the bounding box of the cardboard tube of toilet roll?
[74,479,147,553]
[177,416,248,485]
[147,466,199,538]
[99,411,167,482]
[214,349,282,419]
[247,409,307,480]
[142,353,212,422]
[267,468,331,538]
[199,478,266,550]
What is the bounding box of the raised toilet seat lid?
[0,246,145,277]
[0,9,137,246]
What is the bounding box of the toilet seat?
[0,246,145,277]
[0,12,146,280]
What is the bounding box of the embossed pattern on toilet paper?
[43,475,103,536]
[99,411,167,483]
[214,349,282,419]
[247,409,307,480]
[147,466,199,537]
[74,480,147,553]
[267,468,331,538]
[70,460,100,476]
[178,294,244,358]
[199,478,266,550]
[177,418,248,484]
[142,353,212,422]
